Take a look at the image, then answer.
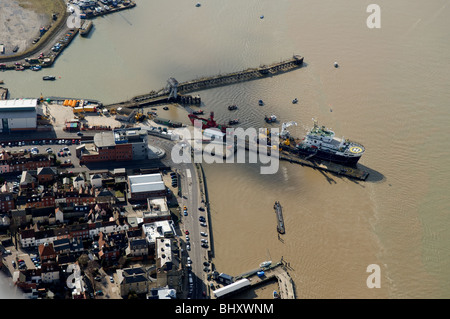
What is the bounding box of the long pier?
[104,55,304,110]
[239,139,369,181]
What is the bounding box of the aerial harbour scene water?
[0,0,449,304]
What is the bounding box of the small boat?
[260,261,272,268]
[292,98,298,104]
[196,2,201,7]
[260,15,264,19]
[264,115,277,123]
[43,76,56,81]
[163,106,169,110]
[228,104,238,111]
[31,65,42,71]
[228,119,239,125]
[258,99,264,106]
[334,62,339,68]
[193,110,204,115]
[80,21,93,36]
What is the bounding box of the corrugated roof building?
[0,99,37,133]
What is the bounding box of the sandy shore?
[0,0,50,56]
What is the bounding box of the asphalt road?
[153,137,211,299]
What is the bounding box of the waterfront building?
[0,99,38,133]
[78,127,148,163]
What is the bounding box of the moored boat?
[80,20,93,36]
[258,99,264,106]
[292,120,365,166]
[292,98,298,104]
[228,119,239,125]
[43,76,56,81]
[260,261,272,268]
[228,104,238,110]
[264,115,277,123]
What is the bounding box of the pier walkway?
[105,55,304,110]
[234,261,296,299]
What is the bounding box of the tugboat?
[228,119,239,125]
[258,99,264,106]
[292,98,298,104]
[42,76,56,81]
[293,119,365,166]
[193,110,204,115]
[264,115,277,123]
[228,104,238,111]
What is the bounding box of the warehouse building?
[0,99,38,133]
[128,173,167,201]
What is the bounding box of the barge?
[274,201,285,234]
[80,21,93,36]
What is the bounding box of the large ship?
[291,120,365,166]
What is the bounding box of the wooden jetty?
[279,149,369,181]
[104,55,304,110]
[239,139,369,181]
[274,201,285,234]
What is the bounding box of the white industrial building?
[128,173,167,200]
[212,278,251,298]
[0,99,38,133]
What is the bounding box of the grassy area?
[17,0,66,20]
